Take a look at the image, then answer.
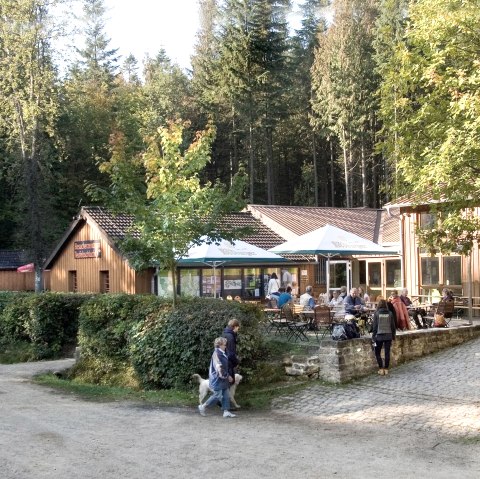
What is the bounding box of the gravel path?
[0,341,479,479]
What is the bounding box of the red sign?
[74,240,101,259]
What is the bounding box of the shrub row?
[76,295,265,389]
[0,292,266,389]
[0,292,89,360]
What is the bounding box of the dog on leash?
[192,373,242,409]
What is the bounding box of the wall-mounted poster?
[224,279,242,290]
[74,240,101,258]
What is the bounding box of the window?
[180,269,200,297]
[100,270,110,293]
[68,271,77,293]
[368,263,381,287]
[201,268,221,297]
[315,258,326,284]
[443,256,461,286]
[386,260,401,288]
[419,212,436,229]
[421,257,439,285]
[224,268,243,298]
[244,268,261,298]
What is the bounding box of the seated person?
[338,285,348,302]
[400,288,425,329]
[277,286,293,308]
[299,285,316,310]
[328,290,343,307]
[344,288,367,315]
[357,287,369,304]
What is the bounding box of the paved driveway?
[273,336,480,438]
[0,340,479,479]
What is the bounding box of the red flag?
[17,263,34,273]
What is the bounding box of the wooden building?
[0,250,35,291]
[44,207,154,294]
[44,205,401,299]
[385,199,479,301]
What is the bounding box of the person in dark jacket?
[223,318,240,378]
[198,337,236,418]
[371,299,396,376]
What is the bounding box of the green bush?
[129,298,265,389]
[0,292,89,360]
[78,294,168,363]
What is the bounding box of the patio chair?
[283,303,309,342]
[424,298,455,327]
[311,305,334,341]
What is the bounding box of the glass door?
[328,260,351,292]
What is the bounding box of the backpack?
[344,321,361,339]
[331,324,348,341]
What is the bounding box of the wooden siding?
[47,221,153,294]
[0,271,35,291]
[401,209,480,298]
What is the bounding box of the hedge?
[0,292,89,360]
[76,296,265,389]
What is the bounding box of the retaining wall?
[286,325,480,383]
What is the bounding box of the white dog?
[192,373,242,409]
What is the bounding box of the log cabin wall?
[47,221,151,294]
[0,271,35,291]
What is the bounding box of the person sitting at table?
[344,288,367,315]
[389,289,411,331]
[400,288,425,329]
[357,287,369,304]
[266,272,281,306]
[328,290,343,307]
[339,285,348,302]
[277,286,293,308]
[299,285,315,310]
[442,287,454,301]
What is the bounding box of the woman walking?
[372,299,396,376]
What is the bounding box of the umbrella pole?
[326,255,330,296]
[213,264,217,298]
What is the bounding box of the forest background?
[1,0,479,272]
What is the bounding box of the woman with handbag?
[372,299,397,376]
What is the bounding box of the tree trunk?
[266,126,274,204]
[312,130,318,206]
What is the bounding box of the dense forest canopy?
[1,0,479,267]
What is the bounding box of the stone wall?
[284,325,480,383]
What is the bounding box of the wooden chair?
[311,304,334,341]
[424,298,455,327]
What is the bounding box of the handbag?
[434,313,446,327]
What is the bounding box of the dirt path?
[0,358,478,479]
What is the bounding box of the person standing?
[266,272,281,303]
[223,318,240,379]
[281,268,293,288]
[372,299,396,376]
[198,337,236,418]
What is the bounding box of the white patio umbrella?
[178,236,287,297]
[269,224,398,291]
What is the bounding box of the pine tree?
[0,0,62,289]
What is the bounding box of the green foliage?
[78,294,167,362]
[129,298,264,389]
[379,0,480,253]
[0,292,88,360]
[75,295,264,389]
